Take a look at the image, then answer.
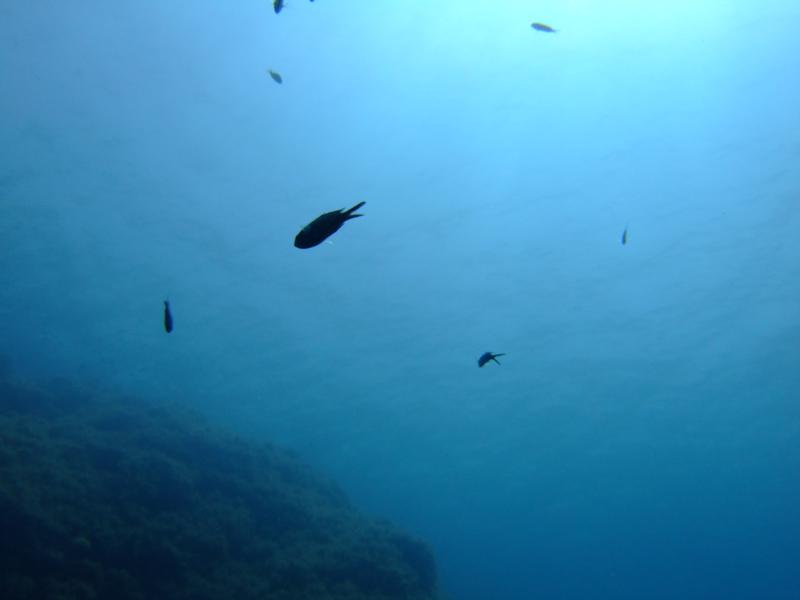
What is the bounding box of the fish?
[268,69,283,84]
[294,202,366,249]
[163,300,173,334]
[274,0,316,14]
[621,227,628,245]
[531,22,557,33]
[478,352,505,367]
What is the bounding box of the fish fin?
[343,201,366,217]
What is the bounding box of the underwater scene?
[1,1,799,598]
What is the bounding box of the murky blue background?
[2,1,799,598]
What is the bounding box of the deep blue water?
[2,1,799,598]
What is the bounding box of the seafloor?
[0,362,441,600]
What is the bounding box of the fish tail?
[344,201,366,218]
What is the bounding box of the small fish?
[268,69,283,84]
[621,227,628,245]
[294,202,366,249]
[163,300,173,334]
[531,22,557,33]
[478,352,505,367]
[273,0,284,14]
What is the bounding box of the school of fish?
[165,9,629,369]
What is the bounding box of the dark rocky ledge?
[0,367,440,600]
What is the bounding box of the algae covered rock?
[0,371,440,600]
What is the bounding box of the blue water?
[2,1,799,598]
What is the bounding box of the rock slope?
[0,369,439,600]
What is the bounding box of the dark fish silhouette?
[274,0,316,14]
[294,202,366,249]
[163,300,173,334]
[478,352,505,367]
[531,22,557,32]
[268,69,283,84]
[621,227,628,245]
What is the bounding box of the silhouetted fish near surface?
[294,202,366,249]
[273,0,284,14]
[531,22,557,32]
[621,227,628,245]
[268,69,283,84]
[478,352,505,367]
[163,300,173,334]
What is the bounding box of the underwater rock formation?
[0,368,440,600]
